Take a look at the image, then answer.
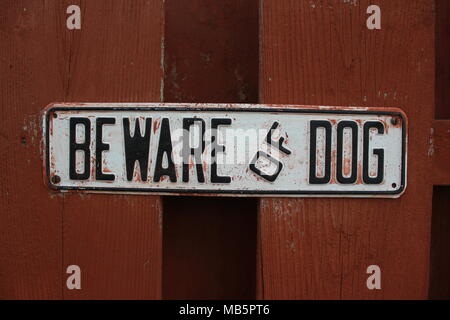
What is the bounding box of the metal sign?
[43,103,407,198]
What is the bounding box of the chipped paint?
[428,127,435,157]
[42,103,407,198]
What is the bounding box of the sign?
[43,103,407,198]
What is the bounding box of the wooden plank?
[429,187,450,299]
[435,0,450,120]
[0,0,66,299]
[431,120,450,186]
[258,0,434,299]
[60,0,164,299]
[164,0,258,104]
[163,197,257,299]
[163,0,258,299]
[429,1,450,299]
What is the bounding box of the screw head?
[391,118,399,126]
[51,175,61,184]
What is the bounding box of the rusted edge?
[41,103,408,198]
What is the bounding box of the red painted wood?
[258,0,434,299]
[61,0,164,299]
[431,120,450,186]
[164,0,259,104]
[163,197,256,299]
[429,187,450,299]
[0,0,164,299]
[1,0,446,300]
[163,0,259,299]
[0,0,67,299]
[436,0,450,120]
[429,0,450,299]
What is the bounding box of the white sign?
[43,103,407,198]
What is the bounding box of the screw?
[391,118,399,126]
[53,113,58,118]
[51,175,61,184]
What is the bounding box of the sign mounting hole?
[51,175,61,184]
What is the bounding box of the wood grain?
[61,0,164,299]
[164,0,259,104]
[163,0,259,299]
[163,197,257,299]
[429,0,450,299]
[0,0,164,299]
[258,0,435,299]
[435,0,450,120]
[429,187,450,299]
[0,0,66,299]
[431,120,450,186]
